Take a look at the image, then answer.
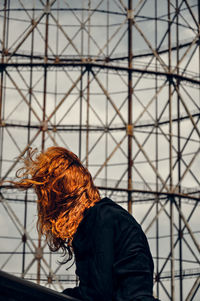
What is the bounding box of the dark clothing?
[62,197,156,301]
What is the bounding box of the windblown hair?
[12,146,100,262]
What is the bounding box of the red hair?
[12,146,100,261]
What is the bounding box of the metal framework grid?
[0,1,199,300]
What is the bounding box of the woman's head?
[14,146,100,258]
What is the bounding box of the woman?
[12,146,157,301]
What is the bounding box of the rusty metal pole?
[105,0,110,193]
[127,0,133,214]
[22,4,35,278]
[37,0,49,285]
[41,0,49,152]
[0,0,8,177]
[176,1,183,300]
[79,1,84,160]
[168,1,175,299]
[86,0,91,168]
[155,0,160,298]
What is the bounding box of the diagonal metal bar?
[59,27,82,57]
[5,70,41,122]
[133,21,169,73]
[185,276,200,301]
[133,80,167,127]
[46,69,87,122]
[144,199,168,234]
[132,165,153,191]
[4,69,58,148]
[89,72,127,128]
[5,127,22,153]
[49,13,81,56]
[157,116,200,192]
[91,69,126,125]
[172,34,199,75]
[41,255,64,290]
[18,0,57,59]
[6,97,25,120]
[173,198,200,254]
[108,168,128,199]
[67,72,129,163]
[118,0,128,11]
[39,261,60,291]
[181,82,200,111]
[158,200,199,277]
[93,134,127,179]
[133,133,170,192]
[55,68,90,126]
[134,0,147,12]
[170,1,198,35]
[57,96,79,126]
[103,94,127,128]
[113,0,126,13]
[132,0,184,88]
[172,147,200,192]
[97,18,127,57]
[0,194,37,252]
[0,240,22,269]
[134,0,148,16]
[81,132,107,164]
[6,0,57,63]
[109,28,129,58]
[159,279,171,300]
[9,66,60,133]
[183,0,199,28]
[22,257,37,278]
[140,201,156,226]
[45,129,58,146]
[62,0,104,57]
[172,81,200,137]
[0,128,41,182]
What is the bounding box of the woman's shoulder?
[93,197,141,231]
[97,197,138,218]
[74,197,142,239]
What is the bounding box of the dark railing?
[0,270,80,301]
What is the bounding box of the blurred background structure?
[0,1,199,300]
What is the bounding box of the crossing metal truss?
[0,1,199,300]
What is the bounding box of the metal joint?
[35,246,43,260]
[41,120,48,131]
[22,234,27,243]
[47,274,53,284]
[0,120,5,127]
[2,48,8,56]
[44,4,51,14]
[31,19,36,26]
[127,124,133,136]
[127,9,134,20]
[155,273,160,282]
[85,63,92,71]
[54,56,60,63]
[167,73,174,84]
[169,195,175,203]
[81,23,85,30]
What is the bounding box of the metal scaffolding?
[0,1,199,300]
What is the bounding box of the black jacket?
[62,197,156,301]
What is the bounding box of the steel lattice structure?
[0,1,199,300]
